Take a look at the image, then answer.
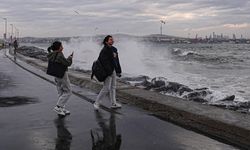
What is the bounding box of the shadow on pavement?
[91,111,122,150]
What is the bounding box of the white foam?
[180,51,198,56]
[58,37,250,103]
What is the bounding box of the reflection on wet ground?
[0,73,12,89]
[91,111,122,150]
[0,96,37,107]
[54,117,72,150]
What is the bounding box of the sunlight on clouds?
[168,12,196,20]
[139,9,196,21]
[0,0,249,37]
[186,23,250,32]
[138,2,219,23]
[167,3,193,10]
[37,8,55,12]
[197,11,217,17]
[224,23,250,28]
[0,8,8,13]
[190,25,221,32]
[136,13,163,20]
[79,12,107,17]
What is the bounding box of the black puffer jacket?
[98,45,121,76]
[112,46,122,74]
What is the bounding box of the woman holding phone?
[47,41,74,116]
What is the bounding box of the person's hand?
[113,52,117,58]
[116,73,121,77]
[69,52,74,58]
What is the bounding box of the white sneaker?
[111,103,122,109]
[63,108,70,115]
[53,106,65,116]
[93,102,100,110]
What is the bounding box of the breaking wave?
[171,48,244,64]
[120,75,250,113]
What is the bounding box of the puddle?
[0,96,38,107]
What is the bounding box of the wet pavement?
[0,49,239,150]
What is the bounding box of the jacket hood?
[47,51,59,61]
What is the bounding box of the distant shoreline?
[15,34,250,45]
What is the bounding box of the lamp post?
[14,26,18,39]
[160,20,166,35]
[2,18,7,40]
[17,29,19,40]
[10,24,13,43]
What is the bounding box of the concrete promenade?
[0,49,241,149]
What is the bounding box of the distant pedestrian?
[13,39,18,55]
[47,41,73,116]
[94,35,122,110]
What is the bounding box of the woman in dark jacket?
[94,35,122,110]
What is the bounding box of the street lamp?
[160,20,166,35]
[2,18,7,40]
[17,29,19,40]
[14,26,18,39]
[10,24,13,42]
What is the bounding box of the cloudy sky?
[1,0,250,38]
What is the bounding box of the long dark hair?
[47,46,52,53]
[102,35,112,46]
[48,41,62,52]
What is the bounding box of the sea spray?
[19,36,250,112]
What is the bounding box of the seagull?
[74,10,80,15]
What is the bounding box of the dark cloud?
[0,0,249,37]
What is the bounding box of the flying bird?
[74,10,80,15]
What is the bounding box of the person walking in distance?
[94,35,122,110]
[47,41,73,116]
[13,39,18,55]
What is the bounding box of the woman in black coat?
[94,35,122,110]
